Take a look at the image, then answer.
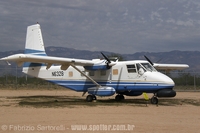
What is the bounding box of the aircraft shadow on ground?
[1,95,200,108]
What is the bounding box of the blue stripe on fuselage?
[47,80,174,93]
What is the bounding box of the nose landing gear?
[151,96,158,104]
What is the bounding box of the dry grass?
[1,86,200,107]
[1,92,199,108]
[0,90,200,133]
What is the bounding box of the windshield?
[141,63,157,72]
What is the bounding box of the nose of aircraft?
[145,72,175,87]
[160,72,174,85]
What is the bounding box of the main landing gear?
[115,94,125,101]
[86,95,97,102]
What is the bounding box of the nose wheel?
[151,96,158,104]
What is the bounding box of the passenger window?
[127,64,136,73]
[100,70,106,76]
[81,71,86,77]
[89,71,95,76]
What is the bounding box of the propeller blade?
[101,52,111,63]
[144,55,154,66]
[101,52,112,69]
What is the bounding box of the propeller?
[101,52,111,69]
[144,55,154,66]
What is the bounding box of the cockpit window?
[136,63,146,73]
[141,63,157,72]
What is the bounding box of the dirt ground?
[0,89,199,133]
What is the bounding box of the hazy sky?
[1,0,200,54]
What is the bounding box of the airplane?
[0,24,189,104]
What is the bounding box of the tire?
[86,95,93,102]
[120,95,125,100]
[115,95,124,101]
[151,97,158,104]
[115,95,121,101]
[92,95,97,100]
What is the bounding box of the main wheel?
[115,95,121,101]
[151,97,158,104]
[92,95,97,100]
[115,94,124,101]
[119,95,125,100]
[86,95,93,102]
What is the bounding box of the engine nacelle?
[88,86,116,96]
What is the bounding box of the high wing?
[0,53,96,70]
[153,63,189,71]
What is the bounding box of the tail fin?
[23,24,46,72]
[24,24,47,56]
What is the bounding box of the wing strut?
[70,64,101,87]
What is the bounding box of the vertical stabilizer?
[24,24,47,56]
[23,24,46,73]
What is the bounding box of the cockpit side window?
[141,63,156,72]
[126,64,137,73]
[136,64,143,71]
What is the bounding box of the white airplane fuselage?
[22,59,174,95]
